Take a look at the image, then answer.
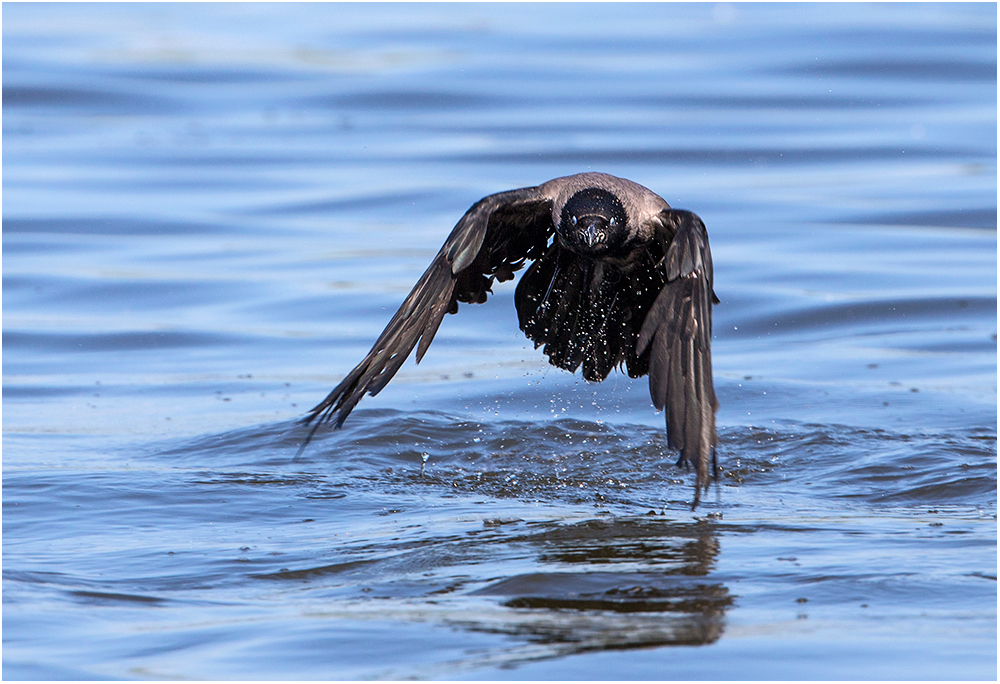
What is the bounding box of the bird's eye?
[609,217,617,226]
[571,216,578,225]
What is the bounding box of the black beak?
[579,216,607,248]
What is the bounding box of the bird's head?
[558,187,629,255]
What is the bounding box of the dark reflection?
[464,518,731,650]
[729,296,996,337]
[314,90,498,110]
[3,330,238,353]
[441,145,970,166]
[189,472,319,488]
[636,94,927,110]
[1,217,227,236]
[482,571,730,615]
[121,68,296,84]
[245,514,731,652]
[520,518,721,574]
[254,558,377,581]
[2,85,175,113]
[792,58,996,81]
[841,207,997,230]
[252,190,449,216]
[69,590,166,606]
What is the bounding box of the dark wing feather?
[300,186,553,448]
[636,209,719,502]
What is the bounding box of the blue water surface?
[3,3,996,680]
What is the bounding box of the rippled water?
[3,3,997,679]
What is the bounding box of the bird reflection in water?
[465,517,731,652]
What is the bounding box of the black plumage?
[300,172,719,503]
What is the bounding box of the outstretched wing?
[300,186,554,446]
[636,209,719,501]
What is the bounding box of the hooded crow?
[300,172,719,503]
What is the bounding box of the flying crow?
[301,172,719,502]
